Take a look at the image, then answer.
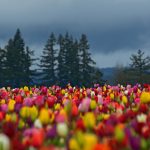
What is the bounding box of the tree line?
[0,29,103,87]
[0,29,149,87]
[114,49,150,85]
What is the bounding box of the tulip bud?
[18,119,25,129]
[91,91,95,99]
[140,92,150,103]
[20,106,30,119]
[8,99,16,112]
[110,93,114,100]
[56,122,68,137]
[0,134,10,150]
[39,108,49,125]
[30,106,38,121]
[34,119,42,128]
[84,133,98,150]
[90,100,97,110]
[122,96,128,104]
[69,138,80,150]
[83,112,96,129]
[137,113,147,123]
[115,124,125,142]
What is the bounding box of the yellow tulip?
[122,96,128,104]
[110,93,114,100]
[83,112,96,129]
[18,119,25,129]
[30,106,38,121]
[39,108,49,125]
[140,92,150,103]
[103,86,106,92]
[69,138,80,150]
[103,114,110,120]
[90,100,97,110]
[20,106,30,119]
[24,86,29,92]
[0,99,5,105]
[5,114,11,122]
[83,133,98,150]
[8,99,16,111]
[55,103,61,110]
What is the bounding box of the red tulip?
[46,96,55,108]
[15,95,22,103]
[76,118,85,131]
[31,129,44,147]
[72,104,78,116]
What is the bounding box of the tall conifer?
[0,47,6,87]
[79,34,96,87]
[5,29,34,87]
[40,33,57,86]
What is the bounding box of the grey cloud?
[0,0,150,67]
[89,21,150,53]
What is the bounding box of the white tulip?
[34,119,42,128]
[0,134,10,150]
[137,114,147,123]
[57,122,68,137]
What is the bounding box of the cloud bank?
[0,0,150,67]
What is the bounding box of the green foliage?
[0,47,6,87]
[129,49,150,84]
[24,46,36,85]
[57,34,68,86]
[40,33,57,86]
[0,30,103,87]
[114,50,150,85]
[4,29,35,87]
[40,32,103,87]
[69,40,80,86]
[79,34,96,87]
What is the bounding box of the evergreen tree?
[40,33,57,86]
[5,29,34,87]
[63,33,77,84]
[24,46,36,85]
[57,34,68,86]
[0,47,6,87]
[129,49,150,83]
[114,50,150,85]
[63,33,71,83]
[57,33,81,86]
[70,40,80,86]
[79,34,96,87]
[5,37,20,87]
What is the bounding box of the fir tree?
[57,33,81,86]
[64,33,74,84]
[5,29,34,87]
[70,40,80,86]
[57,34,68,86]
[79,34,96,87]
[23,46,36,85]
[0,47,6,87]
[40,33,57,86]
[129,49,150,83]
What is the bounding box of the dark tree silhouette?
[5,29,35,87]
[0,47,6,87]
[40,33,57,86]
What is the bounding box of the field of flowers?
[0,84,150,150]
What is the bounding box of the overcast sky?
[0,0,150,67]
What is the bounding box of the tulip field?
[0,84,150,150]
